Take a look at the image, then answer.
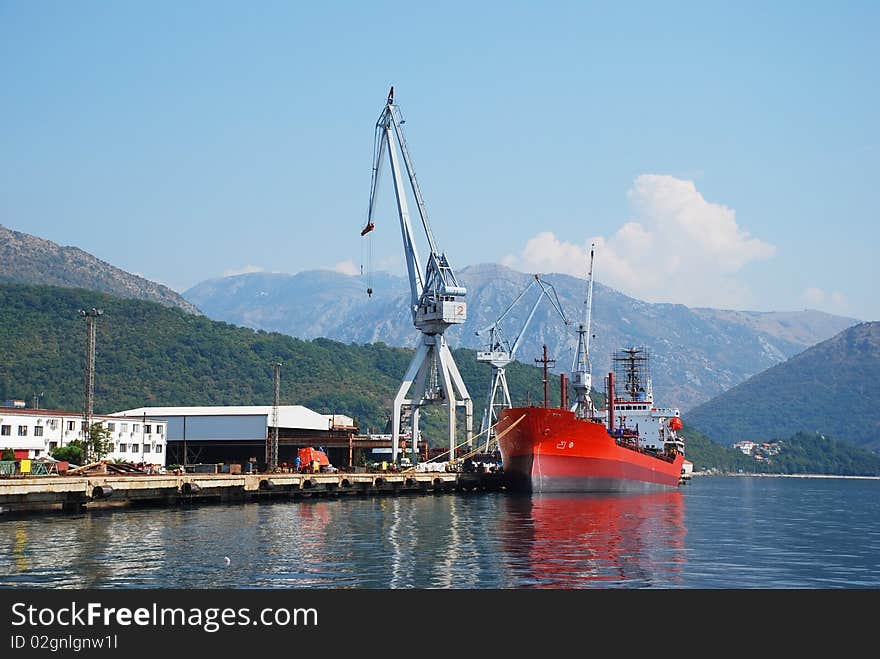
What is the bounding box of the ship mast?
[570,244,596,418]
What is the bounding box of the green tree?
[87,423,115,461]
[51,441,84,465]
[1,447,15,461]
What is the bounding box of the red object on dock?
[298,447,329,467]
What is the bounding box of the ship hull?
[497,407,684,493]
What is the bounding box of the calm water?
[1,476,878,588]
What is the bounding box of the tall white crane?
[362,87,472,465]
[476,275,569,450]
[570,244,597,418]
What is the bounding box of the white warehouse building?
[114,406,357,469]
[0,406,167,465]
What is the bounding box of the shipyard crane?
[476,275,568,450]
[361,87,472,465]
[570,244,597,418]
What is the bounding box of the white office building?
[0,407,167,465]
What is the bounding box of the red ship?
[496,389,686,493]
[495,248,687,492]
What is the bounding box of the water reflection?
[500,491,687,588]
[3,478,879,589]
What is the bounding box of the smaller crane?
[570,244,597,418]
[476,275,568,450]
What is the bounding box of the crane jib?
[362,86,474,465]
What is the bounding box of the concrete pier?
[0,470,505,515]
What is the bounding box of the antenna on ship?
[570,244,596,418]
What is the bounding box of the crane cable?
[400,413,526,473]
[360,226,373,298]
[361,123,382,298]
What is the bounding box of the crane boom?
[361,87,472,464]
[476,275,569,450]
[571,244,596,418]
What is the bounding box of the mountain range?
[686,321,880,452]
[3,224,856,413]
[183,264,858,411]
[0,224,199,315]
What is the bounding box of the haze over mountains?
[184,264,858,411]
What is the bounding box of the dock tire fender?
[181,481,201,495]
[92,485,114,499]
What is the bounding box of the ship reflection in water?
[500,490,687,588]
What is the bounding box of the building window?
[143,445,151,453]
[121,423,128,433]
[34,426,44,437]
[155,444,163,453]
[0,425,10,436]
[18,426,28,437]
[133,424,140,433]
[107,422,115,431]
[48,419,58,430]
[119,443,127,452]
[131,445,139,453]
[49,441,58,450]
[157,425,164,435]
[144,424,152,434]
[67,421,76,431]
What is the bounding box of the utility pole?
[268,362,281,472]
[535,344,556,408]
[79,308,102,464]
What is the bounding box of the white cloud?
[222,264,265,277]
[801,287,850,314]
[802,287,826,307]
[328,259,360,276]
[503,174,776,308]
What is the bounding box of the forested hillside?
[7,283,865,472]
[687,322,880,452]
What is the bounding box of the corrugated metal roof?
[0,407,163,422]
[112,405,340,431]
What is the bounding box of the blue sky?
[2,1,878,319]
